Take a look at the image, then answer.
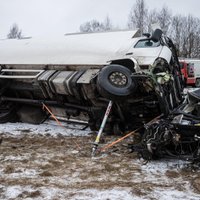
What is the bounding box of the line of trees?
[79,16,112,32]
[7,23,22,39]
[79,0,200,58]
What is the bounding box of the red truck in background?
[179,60,195,86]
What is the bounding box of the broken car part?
[132,89,200,162]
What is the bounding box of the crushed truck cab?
[0,29,183,133]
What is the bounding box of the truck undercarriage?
[0,58,183,135]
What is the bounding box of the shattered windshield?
[134,39,160,48]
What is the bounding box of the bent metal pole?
[92,100,113,156]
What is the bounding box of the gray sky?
[0,0,199,38]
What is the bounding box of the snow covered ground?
[0,121,200,200]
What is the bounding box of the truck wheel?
[0,103,18,123]
[97,64,137,101]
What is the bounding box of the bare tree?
[104,15,112,31]
[147,9,159,33]
[157,6,172,34]
[170,14,200,58]
[128,0,148,35]
[193,30,200,58]
[7,23,22,39]
[80,20,104,32]
[91,20,105,32]
[79,22,91,32]
[185,15,200,58]
[193,23,200,58]
[80,17,112,33]
[170,14,184,53]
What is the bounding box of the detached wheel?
[97,64,137,100]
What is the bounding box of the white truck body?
[0,30,139,65]
[0,30,171,68]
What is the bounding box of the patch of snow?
[3,185,35,199]
[71,150,79,154]
[152,188,200,200]
[69,188,141,200]
[0,120,90,137]
[140,159,188,174]
[130,159,200,200]
[3,155,29,162]
[38,187,140,200]
[8,168,38,179]
[39,187,67,200]
[4,186,22,199]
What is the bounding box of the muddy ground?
[0,122,200,200]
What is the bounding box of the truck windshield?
[134,39,160,48]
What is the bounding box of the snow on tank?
[0,30,139,65]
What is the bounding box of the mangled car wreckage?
[134,88,200,162]
[2,28,198,160]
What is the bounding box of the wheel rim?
[108,71,128,87]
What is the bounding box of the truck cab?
[179,60,195,86]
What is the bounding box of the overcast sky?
[0,0,199,38]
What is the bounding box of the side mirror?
[151,29,163,42]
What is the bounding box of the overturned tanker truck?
[0,29,184,134]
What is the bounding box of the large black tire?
[0,103,18,123]
[97,64,137,101]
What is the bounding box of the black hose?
[0,96,90,111]
[173,110,200,120]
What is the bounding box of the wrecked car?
[134,88,200,162]
[0,29,183,134]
